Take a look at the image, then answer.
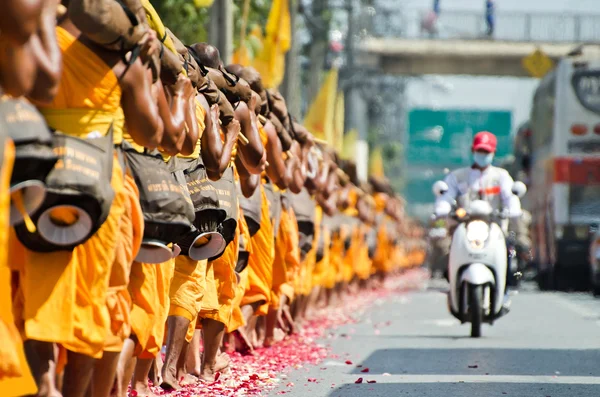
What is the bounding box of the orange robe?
[200,221,238,326]
[13,26,127,358]
[0,137,37,396]
[276,206,300,303]
[311,208,329,289]
[104,173,144,352]
[241,184,274,316]
[355,224,372,280]
[321,227,336,290]
[169,256,209,342]
[271,204,300,308]
[163,100,209,342]
[227,207,252,333]
[136,258,175,359]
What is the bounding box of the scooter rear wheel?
[469,284,483,338]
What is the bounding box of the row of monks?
[0,1,426,397]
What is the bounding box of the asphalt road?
[269,281,600,397]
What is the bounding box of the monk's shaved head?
[226,64,264,95]
[189,43,221,69]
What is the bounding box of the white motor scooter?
[432,180,527,337]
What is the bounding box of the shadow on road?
[350,348,600,376]
[328,382,599,397]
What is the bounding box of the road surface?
[269,281,600,397]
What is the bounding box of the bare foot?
[233,330,254,355]
[282,306,298,335]
[223,333,236,354]
[159,364,180,391]
[150,356,162,386]
[273,327,286,343]
[179,372,199,386]
[132,380,159,397]
[277,311,289,334]
[199,353,230,382]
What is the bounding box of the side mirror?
[512,181,527,198]
[432,181,449,197]
[434,201,452,217]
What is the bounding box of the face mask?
[473,152,494,168]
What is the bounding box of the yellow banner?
[303,68,338,143]
[369,146,385,178]
[252,0,291,88]
[341,129,358,160]
[333,91,345,153]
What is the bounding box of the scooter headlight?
[466,220,490,249]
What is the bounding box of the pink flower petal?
[361,368,370,373]
[355,377,364,384]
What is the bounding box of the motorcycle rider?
[434,131,523,292]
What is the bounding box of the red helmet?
[472,131,497,152]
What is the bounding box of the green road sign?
[406,109,512,167]
[404,109,513,221]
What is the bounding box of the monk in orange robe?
[15,15,162,396]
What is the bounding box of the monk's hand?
[225,119,241,141]
[168,74,194,100]
[249,91,260,114]
[139,30,160,66]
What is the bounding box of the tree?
[150,0,211,44]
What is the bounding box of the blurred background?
[156,0,600,292]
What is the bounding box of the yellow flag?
[342,129,358,160]
[303,68,338,144]
[253,0,291,88]
[333,92,345,153]
[233,25,263,66]
[369,146,385,178]
[194,0,215,7]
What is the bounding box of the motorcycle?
[432,180,527,338]
[427,222,450,278]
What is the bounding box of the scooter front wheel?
[469,284,483,338]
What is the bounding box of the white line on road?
[555,296,600,321]
[354,375,600,384]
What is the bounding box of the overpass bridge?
[357,10,600,77]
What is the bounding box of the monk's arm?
[234,99,265,174]
[288,141,306,194]
[264,121,293,189]
[0,0,43,45]
[322,160,338,199]
[235,155,260,198]
[180,92,199,156]
[199,96,224,180]
[27,0,61,103]
[1,40,37,97]
[121,60,164,149]
[199,95,239,180]
[317,191,337,217]
[155,77,188,156]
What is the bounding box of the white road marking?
[352,374,600,384]
[555,296,600,320]
[421,319,460,327]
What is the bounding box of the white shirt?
[435,166,522,217]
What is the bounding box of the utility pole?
[344,0,369,182]
[208,0,233,64]
[281,0,301,118]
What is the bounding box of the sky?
[401,0,600,133]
